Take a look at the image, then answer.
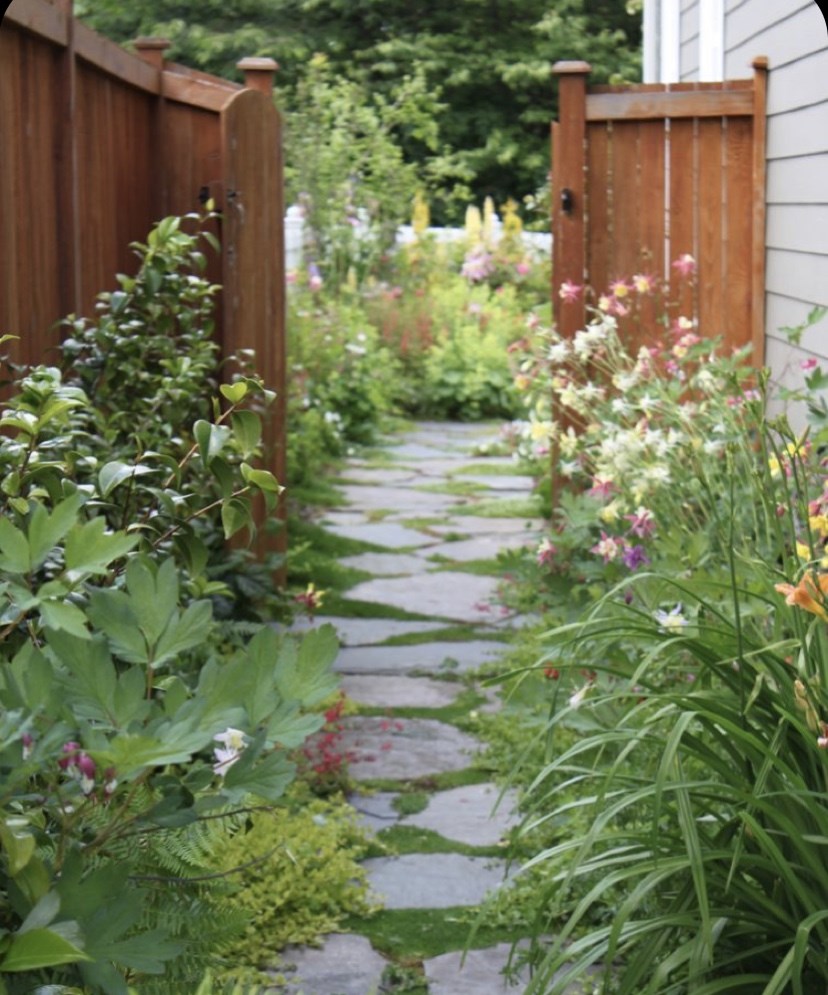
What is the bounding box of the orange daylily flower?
[775,572,828,621]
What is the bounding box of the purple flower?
[622,544,650,570]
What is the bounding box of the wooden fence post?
[134,38,170,215]
[552,61,590,340]
[751,56,769,367]
[237,57,279,96]
[54,0,80,319]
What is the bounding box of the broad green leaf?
[222,747,295,802]
[220,381,248,404]
[46,630,117,721]
[152,599,212,668]
[64,518,138,579]
[265,700,325,748]
[273,624,340,707]
[100,732,211,776]
[240,464,283,494]
[18,892,60,934]
[28,494,85,570]
[98,462,154,499]
[0,929,90,972]
[125,558,177,648]
[87,589,147,664]
[231,410,261,456]
[39,601,88,638]
[221,498,250,540]
[194,420,231,465]
[0,821,36,875]
[0,518,30,574]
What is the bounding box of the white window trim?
[660,0,681,83]
[643,0,660,83]
[699,0,725,80]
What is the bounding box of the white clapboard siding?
[680,0,701,78]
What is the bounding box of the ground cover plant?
[496,268,828,992]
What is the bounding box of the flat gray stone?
[285,616,448,646]
[340,673,464,708]
[336,641,505,675]
[347,572,500,622]
[424,943,531,995]
[386,442,458,460]
[339,552,431,575]
[338,484,462,514]
[337,468,419,486]
[273,933,388,995]
[430,516,547,536]
[458,473,538,492]
[325,521,437,548]
[421,534,536,562]
[340,716,481,780]
[347,791,400,833]
[400,783,520,846]
[363,853,511,908]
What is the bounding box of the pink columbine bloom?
[632,273,656,294]
[625,507,656,538]
[558,279,583,303]
[801,357,819,371]
[672,253,696,277]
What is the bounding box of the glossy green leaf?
[0,929,90,972]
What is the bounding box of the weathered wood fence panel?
[1,0,285,562]
[551,60,768,364]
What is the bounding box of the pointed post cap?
[237,57,279,95]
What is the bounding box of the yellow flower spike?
[796,541,813,562]
[810,515,828,537]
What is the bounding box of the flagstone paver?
[335,640,505,675]
[324,521,439,548]
[273,934,388,995]
[338,552,433,575]
[417,534,536,562]
[424,943,532,995]
[363,853,512,908]
[288,616,449,645]
[341,716,481,780]
[339,673,465,708]
[347,571,500,621]
[399,783,520,846]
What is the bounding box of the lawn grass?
[451,497,545,519]
[454,462,536,477]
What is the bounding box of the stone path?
[272,421,547,995]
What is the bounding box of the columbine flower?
[622,544,650,570]
[632,273,656,294]
[295,582,326,617]
[625,506,656,538]
[609,279,630,299]
[654,605,688,633]
[591,531,622,563]
[536,537,558,567]
[558,279,583,303]
[213,727,248,776]
[672,253,696,277]
[801,357,819,371]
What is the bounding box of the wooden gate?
[551,59,768,362]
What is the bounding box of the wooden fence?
[551,59,768,363]
[0,0,286,562]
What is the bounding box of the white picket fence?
[284,204,552,275]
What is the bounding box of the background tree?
[77,0,642,221]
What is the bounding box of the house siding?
[680,0,701,78]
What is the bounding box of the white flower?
[213,727,248,776]
[547,341,570,364]
[654,606,688,633]
[569,684,592,709]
